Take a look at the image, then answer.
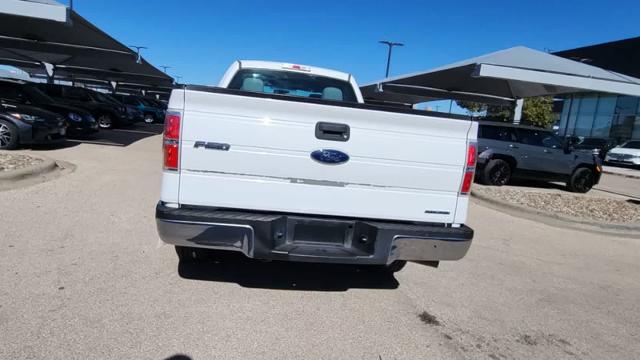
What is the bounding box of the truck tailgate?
[176,89,474,224]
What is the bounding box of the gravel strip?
[475,187,640,224]
[0,152,43,172]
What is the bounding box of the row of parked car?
[0,78,167,150]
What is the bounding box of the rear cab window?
[227,69,358,103]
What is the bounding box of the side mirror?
[563,141,573,154]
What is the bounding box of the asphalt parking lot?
[1,125,639,360]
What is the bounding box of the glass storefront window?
[556,94,640,140]
[574,96,597,136]
[566,97,581,135]
[558,98,571,135]
[633,101,640,140]
[612,96,639,142]
[592,95,616,138]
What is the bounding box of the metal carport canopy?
[0,0,173,87]
[0,0,67,22]
[360,46,640,105]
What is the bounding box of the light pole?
[129,45,148,64]
[379,40,404,78]
[160,66,171,73]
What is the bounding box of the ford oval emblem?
[311,149,349,165]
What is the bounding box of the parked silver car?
[604,140,640,168]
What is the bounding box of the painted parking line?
[110,129,162,135]
[65,139,124,146]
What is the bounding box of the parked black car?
[100,92,144,123]
[144,97,168,110]
[0,79,98,137]
[0,101,67,150]
[476,122,602,193]
[113,94,165,123]
[36,84,131,129]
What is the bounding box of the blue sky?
[67,0,638,87]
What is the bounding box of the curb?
[471,190,640,237]
[0,154,57,181]
[602,170,640,180]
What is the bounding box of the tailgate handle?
[315,122,350,142]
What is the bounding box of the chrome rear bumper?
[156,202,473,265]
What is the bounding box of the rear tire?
[175,246,209,262]
[371,260,407,273]
[0,120,19,150]
[483,159,512,186]
[97,114,114,129]
[567,167,594,193]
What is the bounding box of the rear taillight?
[466,142,477,168]
[163,111,181,171]
[460,142,477,195]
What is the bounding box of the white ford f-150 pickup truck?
[156,60,477,272]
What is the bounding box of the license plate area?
[291,219,351,246]
[270,216,378,258]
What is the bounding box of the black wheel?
[0,120,19,150]
[567,167,594,193]
[483,159,511,186]
[386,260,407,272]
[370,260,407,273]
[175,246,209,262]
[97,114,114,129]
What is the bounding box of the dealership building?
[554,37,640,142]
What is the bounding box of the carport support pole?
[512,98,524,125]
[42,62,55,84]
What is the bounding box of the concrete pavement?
[1,125,639,360]
[594,172,640,199]
[602,165,640,179]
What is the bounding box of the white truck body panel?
[170,87,475,224]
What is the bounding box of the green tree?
[455,101,487,116]
[456,97,555,127]
[485,105,512,121]
[521,96,555,128]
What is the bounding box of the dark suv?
[476,122,602,193]
[36,84,130,129]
